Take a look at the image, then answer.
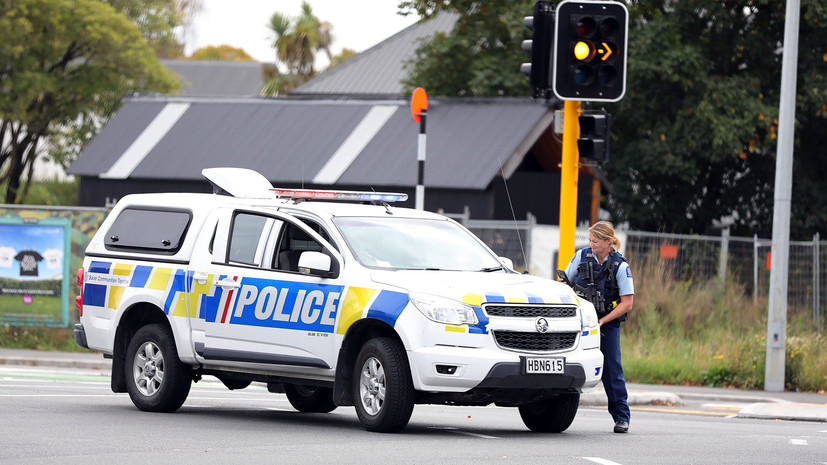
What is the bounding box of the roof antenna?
[371,187,393,214]
[498,158,526,270]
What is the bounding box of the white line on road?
[0,394,118,398]
[581,457,624,465]
[790,439,808,446]
[427,426,499,439]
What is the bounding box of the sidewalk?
[1,348,825,422]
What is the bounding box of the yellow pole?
[558,100,580,270]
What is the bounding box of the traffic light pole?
[558,100,580,270]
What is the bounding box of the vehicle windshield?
[334,217,503,271]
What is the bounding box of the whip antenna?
[498,158,526,269]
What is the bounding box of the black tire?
[518,392,580,432]
[125,324,191,412]
[284,384,337,413]
[352,337,415,433]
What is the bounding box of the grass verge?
[622,256,826,392]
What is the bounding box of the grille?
[493,331,578,351]
[484,305,577,318]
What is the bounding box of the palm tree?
[263,1,334,96]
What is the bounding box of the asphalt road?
[1,366,825,465]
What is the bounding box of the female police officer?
[564,221,633,433]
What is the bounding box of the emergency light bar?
[270,188,408,203]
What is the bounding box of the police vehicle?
[74,167,603,433]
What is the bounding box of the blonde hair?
[589,221,621,251]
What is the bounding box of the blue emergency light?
[270,188,408,203]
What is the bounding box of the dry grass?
[622,256,826,392]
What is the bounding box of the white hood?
[369,270,579,306]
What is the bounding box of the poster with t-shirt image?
[0,218,70,327]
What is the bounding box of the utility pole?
[765,0,800,392]
[558,100,580,269]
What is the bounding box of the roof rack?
[270,188,408,203]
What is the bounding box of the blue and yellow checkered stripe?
[83,261,190,316]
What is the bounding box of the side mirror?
[298,251,337,278]
[498,256,514,270]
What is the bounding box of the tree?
[401,0,827,239]
[262,1,334,96]
[327,48,357,69]
[607,1,827,238]
[399,0,534,96]
[0,0,179,204]
[189,45,255,61]
[107,0,202,58]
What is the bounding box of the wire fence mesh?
[451,214,825,331]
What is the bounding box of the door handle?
[214,278,240,289]
[193,271,209,284]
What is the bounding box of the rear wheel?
[518,392,580,432]
[352,337,415,433]
[284,384,337,413]
[125,324,191,412]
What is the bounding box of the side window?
[297,218,338,251]
[274,223,324,272]
[105,207,191,254]
[228,212,278,265]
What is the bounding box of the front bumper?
[477,362,586,389]
[407,344,603,393]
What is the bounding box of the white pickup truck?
[74,168,603,433]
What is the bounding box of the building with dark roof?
[162,59,265,97]
[69,12,601,225]
[291,12,459,97]
[67,95,594,224]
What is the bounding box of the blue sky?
[189,0,419,65]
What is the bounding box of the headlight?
[409,293,479,325]
[580,300,599,328]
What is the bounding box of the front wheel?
[284,384,337,413]
[352,337,415,433]
[125,324,191,412]
[518,392,580,432]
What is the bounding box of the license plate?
[524,357,565,374]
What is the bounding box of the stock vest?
[573,247,627,314]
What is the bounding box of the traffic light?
[578,110,611,163]
[552,1,628,102]
[520,1,555,99]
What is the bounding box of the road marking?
[582,457,624,465]
[0,394,118,398]
[701,403,744,411]
[427,426,499,439]
[632,406,733,416]
[790,439,807,446]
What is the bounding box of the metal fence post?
[753,234,759,301]
[815,232,821,332]
[525,212,536,271]
[718,227,729,288]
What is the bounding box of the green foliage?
[0,324,87,352]
[189,44,255,61]
[0,0,180,204]
[608,0,827,238]
[623,256,825,392]
[263,1,334,96]
[399,0,535,96]
[401,0,827,238]
[0,178,79,206]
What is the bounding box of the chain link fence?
[447,210,825,331]
[622,230,824,330]
[445,208,535,272]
